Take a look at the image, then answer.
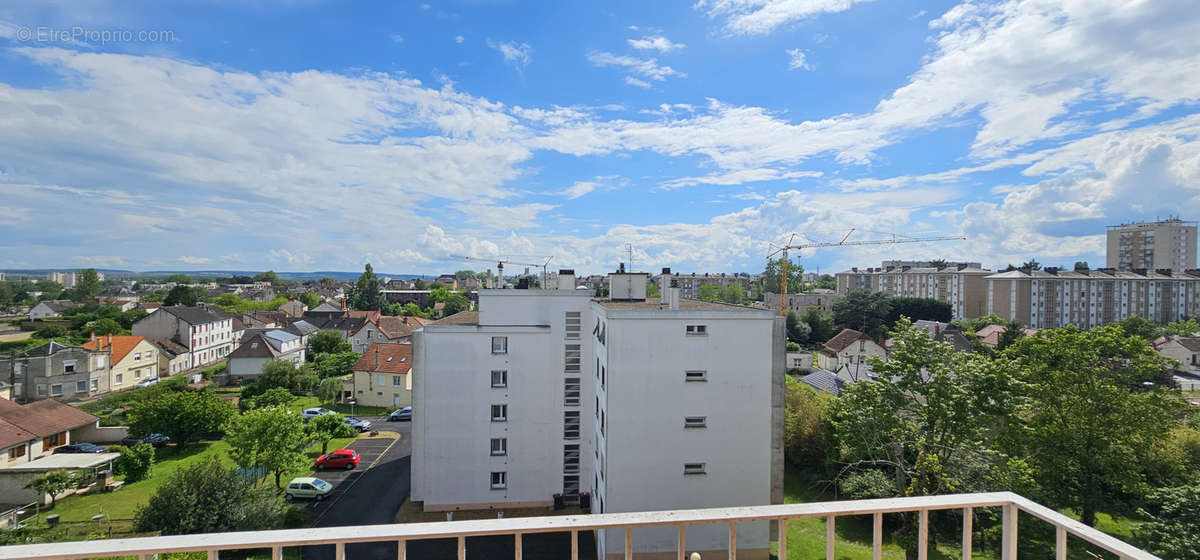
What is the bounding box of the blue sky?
[1,0,1199,275]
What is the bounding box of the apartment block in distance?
[1106,218,1197,272]
[650,268,755,300]
[412,266,784,560]
[132,304,234,368]
[986,267,1200,329]
[835,262,992,320]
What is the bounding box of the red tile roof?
[376,316,417,339]
[353,343,413,374]
[0,398,99,444]
[82,335,147,365]
[822,328,870,353]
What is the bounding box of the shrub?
[134,456,288,534]
[113,442,155,482]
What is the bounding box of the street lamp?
[346,397,357,416]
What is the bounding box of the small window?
[685,370,707,382]
[491,337,508,354]
[133,352,141,361]
[564,378,580,406]
[115,373,123,385]
[490,471,507,489]
[491,370,508,388]
[684,462,707,475]
[377,374,386,386]
[63,361,76,374]
[393,375,402,386]
[564,410,580,439]
[684,416,707,428]
[564,344,581,374]
[50,384,63,396]
[9,445,26,460]
[565,312,582,340]
[491,438,507,456]
[564,444,580,473]
[75,380,86,393]
[685,325,707,336]
[491,404,508,422]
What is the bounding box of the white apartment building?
[47,271,75,288]
[1106,218,1197,272]
[986,267,1200,328]
[132,305,234,368]
[836,264,992,320]
[412,269,784,560]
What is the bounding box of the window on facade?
[490,471,507,489]
[491,370,508,388]
[393,375,402,386]
[685,324,707,336]
[63,361,76,374]
[90,379,98,392]
[491,404,508,422]
[50,384,62,396]
[115,373,123,385]
[377,374,386,386]
[564,411,580,439]
[859,341,866,351]
[491,438,507,456]
[43,433,62,448]
[134,352,141,361]
[685,370,707,382]
[684,462,707,475]
[564,378,580,406]
[565,312,581,340]
[491,337,508,354]
[563,444,580,474]
[9,445,26,460]
[563,475,580,498]
[564,344,581,374]
[75,380,86,393]
[601,366,606,388]
[684,416,707,428]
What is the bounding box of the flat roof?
[1,452,120,472]
[428,311,479,326]
[593,297,766,313]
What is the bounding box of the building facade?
[1106,219,1197,272]
[986,268,1200,329]
[763,290,836,314]
[225,330,305,382]
[651,269,755,300]
[82,335,161,390]
[411,270,783,560]
[835,264,992,320]
[0,341,110,403]
[347,343,413,409]
[132,305,234,368]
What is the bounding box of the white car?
[136,377,160,388]
[302,407,335,419]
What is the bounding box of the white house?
[412,269,784,560]
[225,330,305,382]
[28,300,73,321]
[816,328,887,371]
[132,305,234,369]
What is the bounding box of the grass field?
[288,395,392,416]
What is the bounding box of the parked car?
[388,407,412,421]
[314,449,360,470]
[344,417,371,432]
[52,442,108,454]
[302,407,335,419]
[120,433,171,447]
[285,477,333,501]
[135,376,160,388]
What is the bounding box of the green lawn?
[288,395,392,416]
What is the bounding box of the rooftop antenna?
[625,243,634,272]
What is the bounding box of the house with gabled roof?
[28,300,74,320]
[82,335,161,391]
[0,397,101,464]
[345,343,413,409]
[225,329,306,383]
[132,304,234,368]
[0,341,111,403]
[816,328,887,371]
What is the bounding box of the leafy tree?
[720,283,745,305]
[127,390,235,450]
[252,270,279,284]
[832,290,892,339]
[306,412,357,455]
[24,470,76,508]
[120,308,148,329]
[309,329,351,355]
[112,442,155,482]
[163,285,206,306]
[244,360,310,399]
[802,306,835,343]
[1163,318,1200,337]
[317,376,343,404]
[83,317,123,335]
[784,377,831,469]
[786,341,801,352]
[413,278,427,290]
[759,258,805,294]
[1074,261,1089,271]
[315,351,360,379]
[996,321,1025,351]
[1136,484,1200,560]
[815,274,836,290]
[134,456,288,534]
[244,387,295,410]
[454,270,477,280]
[442,292,471,316]
[401,302,429,318]
[957,314,1008,333]
[1116,315,1162,341]
[32,325,68,339]
[884,297,952,326]
[166,274,193,284]
[298,292,320,309]
[350,263,384,311]
[697,284,721,302]
[1021,259,1042,270]
[645,282,661,298]
[139,290,166,303]
[225,406,309,488]
[785,311,810,344]
[74,269,102,300]
[1003,326,1185,526]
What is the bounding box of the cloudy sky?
[1,0,1198,275]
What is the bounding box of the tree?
[298,292,320,309]
[134,456,288,534]
[310,330,351,355]
[225,407,309,488]
[957,314,1008,333]
[720,284,746,305]
[252,270,279,284]
[413,278,427,290]
[884,297,952,326]
[350,263,384,311]
[32,325,68,339]
[1003,326,1185,526]
[441,292,470,316]
[785,311,810,345]
[1021,259,1042,270]
[166,274,193,284]
[306,412,357,455]
[74,269,102,300]
[400,302,429,318]
[1074,261,1089,271]
[25,470,76,509]
[1136,484,1200,560]
[315,351,360,379]
[996,321,1024,351]
[244,387,295,410]
[1163,318,1200,337]
[163,285,206,306]
[244,360,312,399]
[784,377,831,470]
[832,290,892,339]
[815,274,836,290]
[759,258,805,294]
[127,390,235,449]
[1116,315,1162,341]
[802,306,836,343]
[317,377,343,404]
[83,317,123,335]
[646,282,661,298]
[112,442,156,482]
[697,284,721,302]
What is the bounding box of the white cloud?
[389,34,404,43]
[628,35,686,53]
[786,48,811,71]
[489,40,532,68]
[269,249,314,266]
[624,76,652,89]
[660,168,822,189]
[178,256,213,264]
[587,51,685,82]
[696,0,878,35]
[450,202,557,229]
[561,181,598,199]
[455,35,464,44]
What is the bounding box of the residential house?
[347,316,417,352]
[785,351,813,371]
[346,343,413,409]
[304,316,367,344]
[139,302,162,313]
[303,301,347,323]
[0,398,101,464]
[132,305,234,368]
[96,299,138,312]
[28,300,74,320]
[799,368,858,397]
[82,335,161,390]
[816,329,887,371]
[890,320,974,353]
[974,323,1039,348]
[281,319,319,348]
[377,316,420,343]
[1153,336,1200,371]
[435,274,458,289]
[225,330,306,383]
[278,299,307,318]
[346,310,382,324]
[149,338,191,376]
[0,341,110,403]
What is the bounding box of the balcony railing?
[0,492,1159,560]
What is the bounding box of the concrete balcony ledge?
[0,492,1159,560]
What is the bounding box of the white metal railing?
[0,492,1159,560]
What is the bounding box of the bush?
[112,442,155,482]
[200,364,226,381]
[783,377,832,471]
[134,456,289,534]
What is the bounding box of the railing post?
[778,518,788,560]
[397,538,406,560]
[678,525,687,560]
[571,529,579,560]
[825,515,835,560]
[335,542,346,560]
[1001,504,1018,560]
[873,512,883,560]
[919,510,929,560]
[962,507,973,560]
[457,535,466,560]
[207,550,218,560]
[625,527,633,560]
[729,521,738,560]
[1056,526,1067,560]
[271,544,282,560]
[513,532,522,560]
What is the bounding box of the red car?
[314,449,360,470]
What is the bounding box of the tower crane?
[452,255,554,288]
[766,229,966,316]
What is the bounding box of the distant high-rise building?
[1106,218,1197,272]
[47,271,76,288]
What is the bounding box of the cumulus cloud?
[587,51,685,83]
[489,40,532,68]
[786,48,811,71]
[628,35,686,53]
[178,256,213,265]
[696,0,878,35]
